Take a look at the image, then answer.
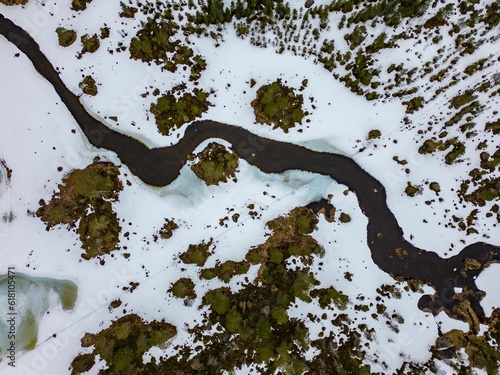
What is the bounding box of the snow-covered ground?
[0,1,499,374]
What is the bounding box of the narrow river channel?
[1,13,499,328]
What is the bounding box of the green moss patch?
[79,75,98,96]
[485,120,500,135]
[191,143,238,186]
[150,85,211,135]
[450,91,476,109]
[438,314,500,375]
[79,33,100,57]
[403,96,424,113]
[0,0,27,5]
[71,0,92,11]
[129,12,206,79]
[429,182,441,193]
[56,27,77,47]
[460,178,499,206]
[419,137,466,165]
[168,277,196,303]
[37,160,123,259]
[53,281,78,310]
[251,79,306,132]
[405,182,422,197]
[1,159,12,181]
[129,14,180,64]
[100,27,110,39]
[200,260,250,282]
[159,218,178,239]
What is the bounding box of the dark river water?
[1,13,499,328]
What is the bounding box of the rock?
[305,0,314,8]
[434,336,455,359]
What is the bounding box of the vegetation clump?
[189,55,207,81]
[0,0,27,5]
[423,4,452,29]
[79,33,100,56]
[0,159,12,181]
[179,240,213,267]
[367,129,381,139]
[419,139,445,154]
[251,79,306,132]
[464,58,488,76]
[71,0,92,11]
[119,2,137,18]
[450,91,476,109]
[403,96,424,113]
[168,278,196,303]
[200,260,250,283]
[311,286,349,310]
[419,137,466,164]
[150,85,211,135]
[435,310,500,374]
[190,143,239,186]
[159,218,178,239]
[152,207,371,373]
[71,314,177,375]
[405,182,422,197]
[129,12,206,78]
[344,25,367,50]
[79,76,98,96]
[56,0,500,372]
[129,14,180,64]
[339,212,352,222]
[55,27,77,47]
[460,178,499,206]
[485,120,500,135]
[429,182,441,194]
[70,353,94,374]
[37,160,123,259]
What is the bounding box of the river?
[1,13,499,329]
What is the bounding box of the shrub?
[191,143,238,185]
[251,79,306,132]
[80,33,100,55]
[56,27,77,47]
[150,87,211,135]
[79,76,98,96]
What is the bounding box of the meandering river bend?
[1,13,499,329]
